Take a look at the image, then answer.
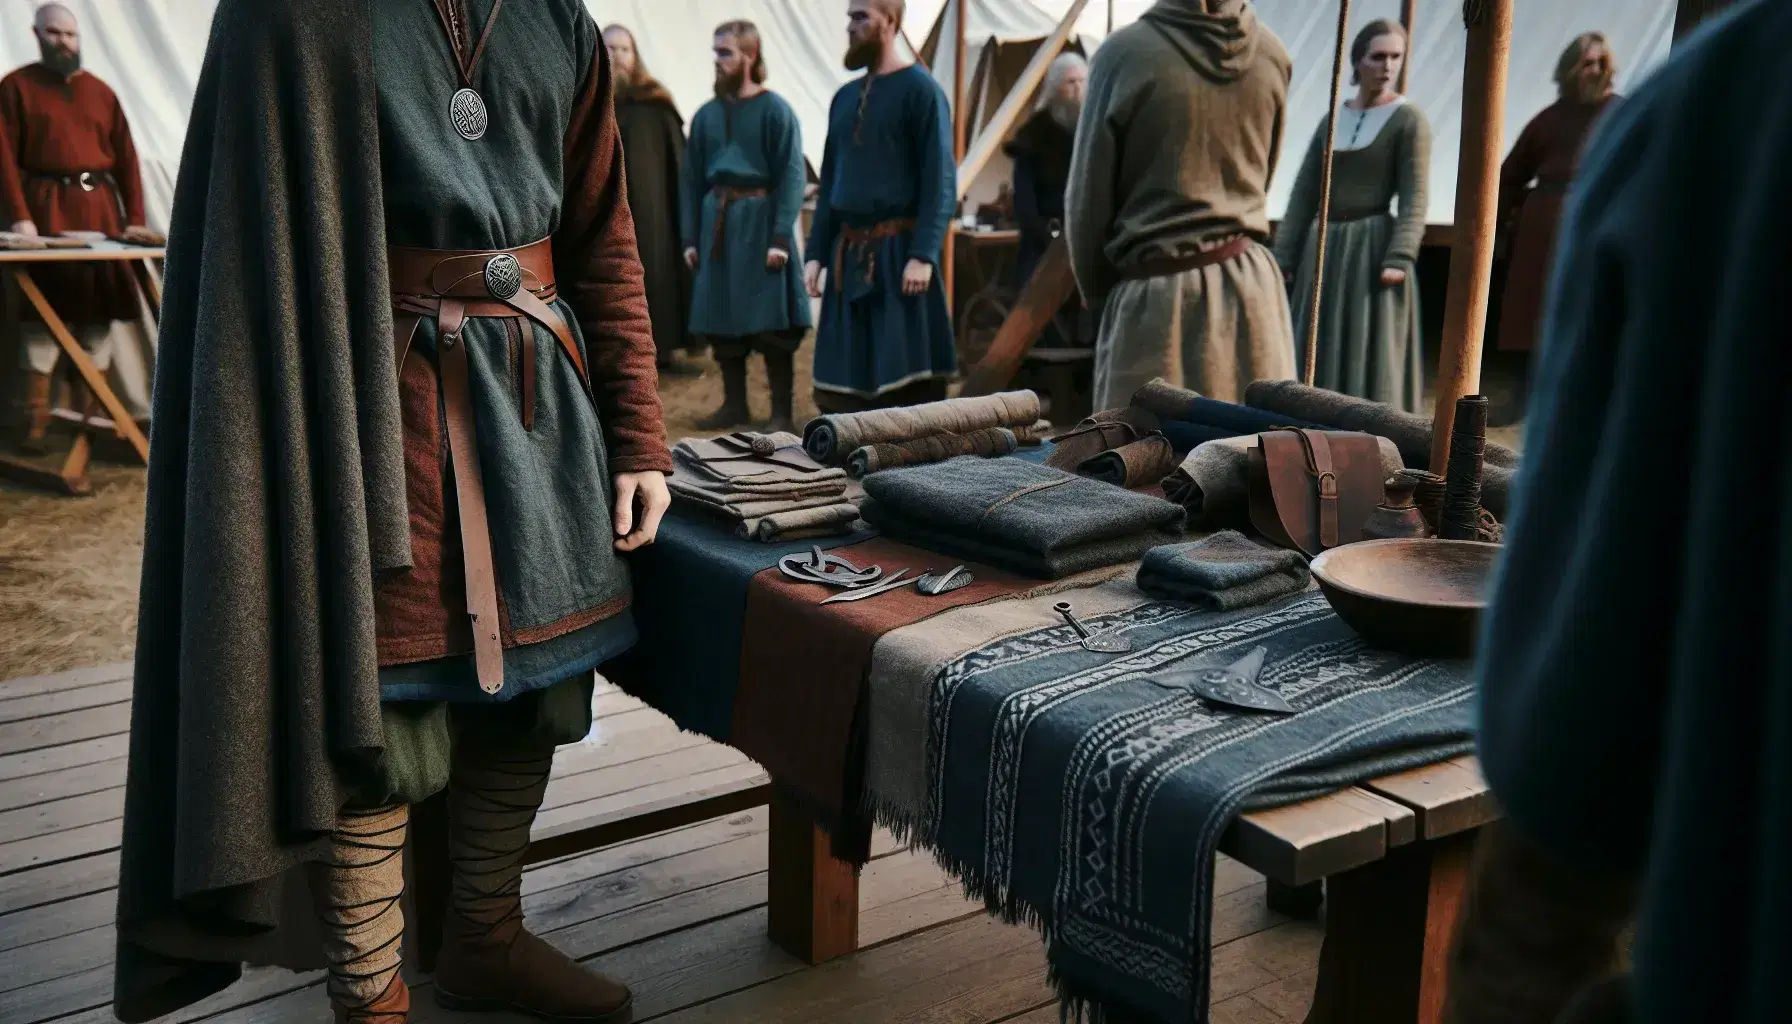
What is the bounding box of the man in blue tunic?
[804,0,956,413]
[683,20,812,433]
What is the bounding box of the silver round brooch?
[483,253,523,300]
[450,87,488,141]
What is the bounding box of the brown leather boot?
[19,371,51,454]
[761,348,796,435]
[432,734,632,1023]
[333,974,410,1023]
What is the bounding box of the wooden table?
[0,245,162,495]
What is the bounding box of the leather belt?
[833,217,916,294]
[1116,234,1254,282]
[387,236,586,696]
[1290,428,1340,549]
[28,170,114,192]
[710,186,768,260]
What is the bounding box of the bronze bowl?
[1309,539,1502,658]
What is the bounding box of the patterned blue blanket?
[894,591,1474,1023]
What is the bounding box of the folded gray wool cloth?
[672,431,848,496]
[742,503,864,542]
[858,455,1186,579]
[667,477,854,519]
[803,390,1042,465]
[1137,531,1312,611]
[1161,433,1404,530]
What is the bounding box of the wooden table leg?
[13,269,149,462]
[1303,828,1478,1024]
[766,786,860,965]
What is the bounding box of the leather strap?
[1294,429,1340,549]
[1116,235,1254,282]
[436,309,506,696]
[710,186,769,260]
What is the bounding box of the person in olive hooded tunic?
[113,2,671,1022]
[1067,0,1296,407]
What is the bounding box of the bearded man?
[1066,0,1296,407]
[113,1,672,1022]
[0,3,159,453]
[1488,32,1620,422]
[682,20,811,433]
[805,0,956,413]
[1004,51,1087,349]
[605,24,699,379]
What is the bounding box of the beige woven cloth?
[802,390,1042,465]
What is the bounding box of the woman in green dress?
[1274,19,1430,412]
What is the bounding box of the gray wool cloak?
[113,0,409,1018]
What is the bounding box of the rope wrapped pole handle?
[1302,0,1355,386]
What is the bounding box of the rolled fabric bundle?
[1077,433,1178,489]
[845,426,1028,479]
[802,390,1041,466]
[744,502,864,542]
[1244,378,1518,517]
[1440,396,1489,541]
[1130,377,1322,439]
[1044,407,1159,471]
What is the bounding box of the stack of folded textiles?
[859,455,1186,579]
[669,432,862,542]
[1046,377,1322,476]
[802,390,1045,477]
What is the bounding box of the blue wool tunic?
[681,90,811,340]
[807,64,956,399]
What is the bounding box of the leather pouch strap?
[1295,429,1340,549]
[437,304,505,696]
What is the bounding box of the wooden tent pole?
[1107,0,1115,34]
[1428,0,1514,475]
[956,0,1089,198]
[1300,0,1353,386]
[946,0,969,315]
[1397,0,1415,94]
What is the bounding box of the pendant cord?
[429,0,505,87]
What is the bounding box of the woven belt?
[833,217,916,294]
[1116,235,1253,282]
[710,186,768,260]
[387,236,587,696]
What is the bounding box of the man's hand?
[901,258,933,296]
[8,220,36,237]
[684,247,699,271]
[120,225,164,246]
[612,470,671,552]
[766,247,789,270]
[1379,267,1408,286]
[804,259,824,298]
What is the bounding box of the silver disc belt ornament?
[450,86,489,141]
[483,253,522,299]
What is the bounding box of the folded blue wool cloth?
[858,455,1186,578]
[1138,530,1312,611]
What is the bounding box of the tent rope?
[1302,0,1354,386]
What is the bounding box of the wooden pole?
[1301,0,1353,386]
[946,0,968,316]
[1397,0,1415,94]
[1107,0,1115,34]
[956,0,1088,198]
[1428,0,1513,476]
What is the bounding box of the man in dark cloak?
[805,0,956,413]
[603,23,698,379]
[0,3,160,452]
[1003,51,1088,350]
[682,20,811,434]
[113,2,672,1022]
[1462,4,1792,1021]
[1486,32,1619,424]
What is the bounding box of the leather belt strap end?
[1295,428,1340,550]
[436,300,506,696]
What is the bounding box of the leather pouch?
[1247,428,1387,556]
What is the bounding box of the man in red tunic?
[1486,32,1619,424]
[0,3,157,452]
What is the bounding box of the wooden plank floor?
[0,664,1322,1023]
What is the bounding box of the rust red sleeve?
[555,37,673,475]
[108,87,146,226]
[0,75,30,226]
